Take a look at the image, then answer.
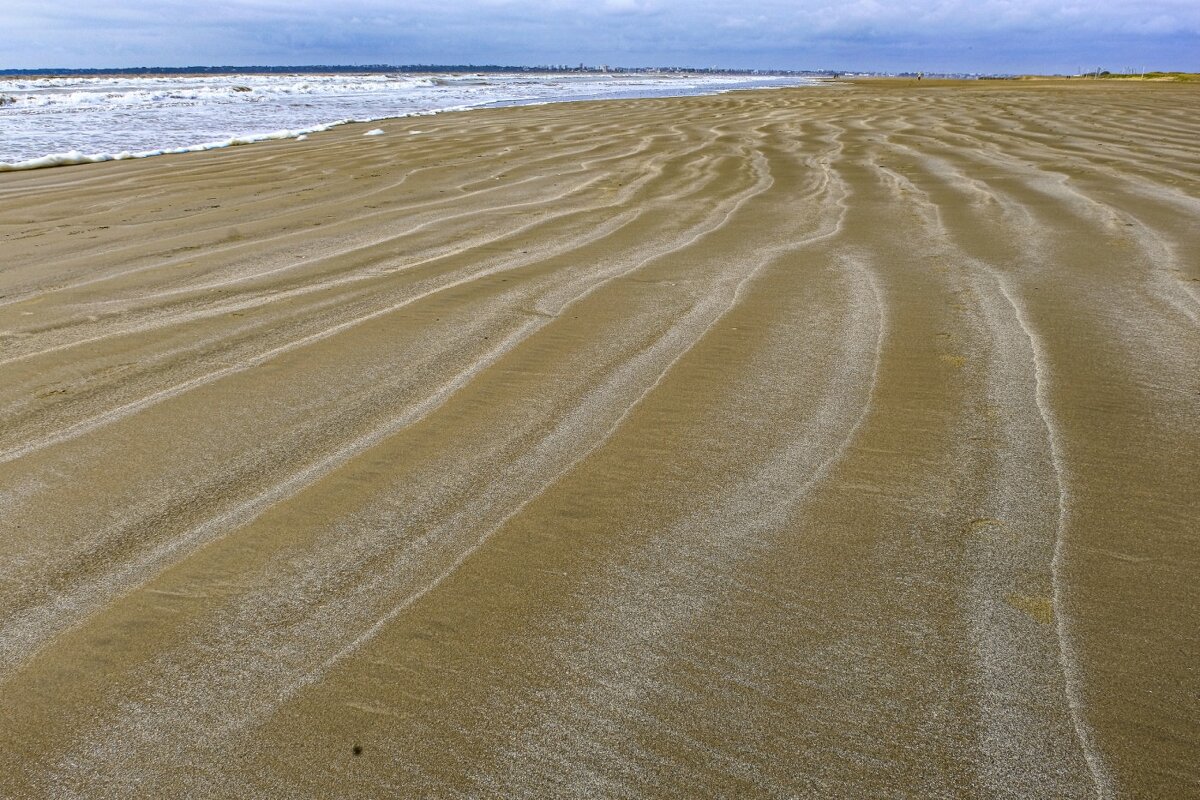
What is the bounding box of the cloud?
[1,0,1196,72]
[601,0,658,13]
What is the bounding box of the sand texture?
[0,81,1197,798]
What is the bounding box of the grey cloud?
[1,0,1196,71]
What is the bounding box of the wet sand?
[0,81,1197,797]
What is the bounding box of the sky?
[3,0,1198,74]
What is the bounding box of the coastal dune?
[0,81,1197,797]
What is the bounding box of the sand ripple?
[0,81,1196,798]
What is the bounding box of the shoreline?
[0,73,827,172]
[8,75,1191,174]
[6,75,1193,173]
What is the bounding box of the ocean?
[0,71,821,170]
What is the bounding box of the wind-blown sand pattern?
[0,81,1197,798]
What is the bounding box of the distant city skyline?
[4,0,1197,74]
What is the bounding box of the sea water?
[0,71,820,170]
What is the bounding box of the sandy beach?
[0,80,1197,797]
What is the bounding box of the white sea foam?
[0,122,348,172]
[0,71,822,171]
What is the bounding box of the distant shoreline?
[7,65,1194,81]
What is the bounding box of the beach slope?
[0,81,1197,797]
